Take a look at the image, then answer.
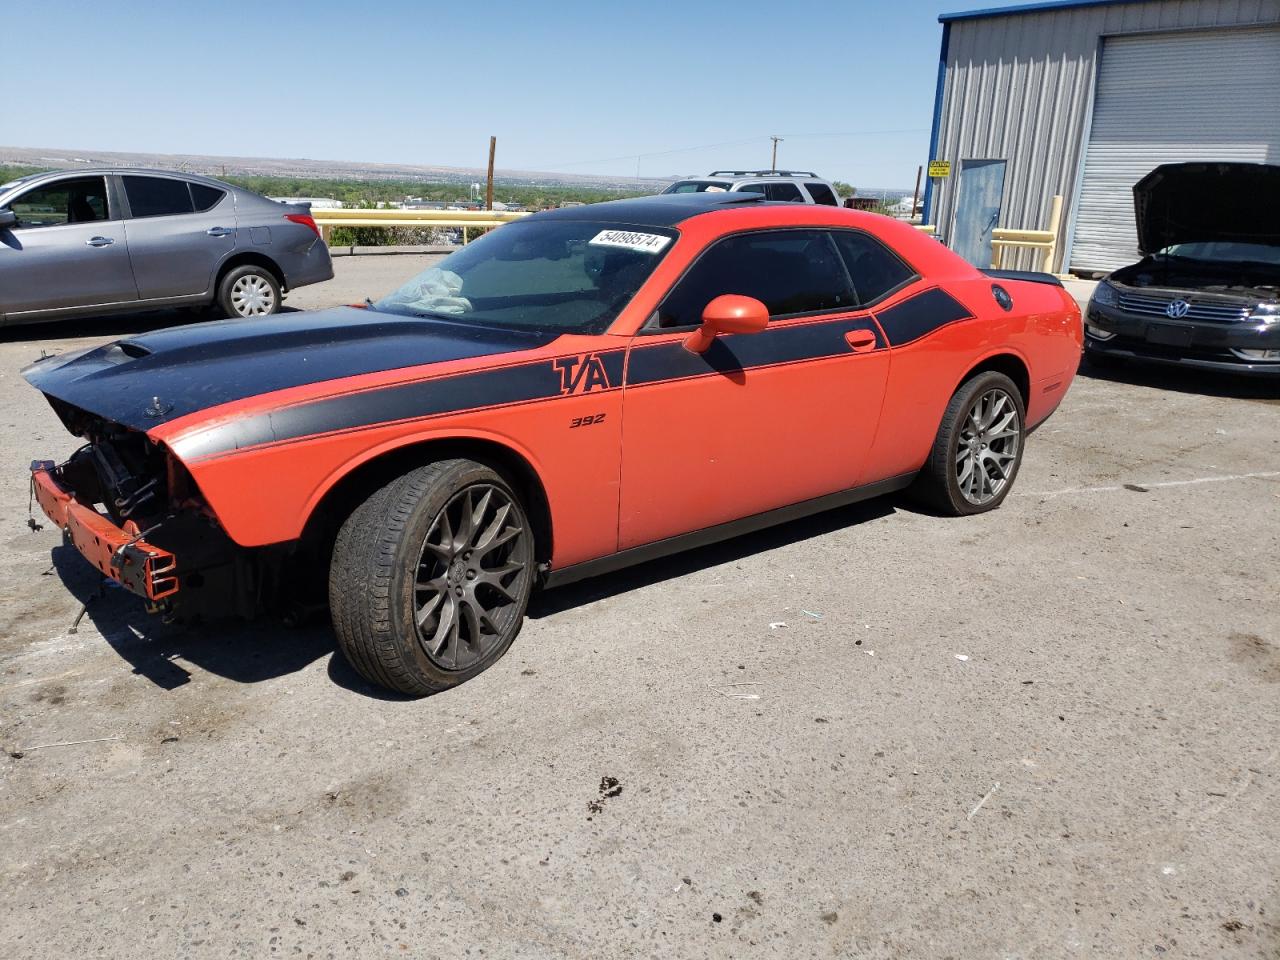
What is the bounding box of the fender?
[298,426,550,535]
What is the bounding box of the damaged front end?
[30,398,272,620]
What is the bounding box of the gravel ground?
[1,258,1278,959]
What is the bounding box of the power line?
[534,128,930,174]
[539,135,769,171]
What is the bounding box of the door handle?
[844,329,878,353]
[206,227,234,238]
[85,236,114,247]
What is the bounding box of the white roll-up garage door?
[1070,25,1280,274]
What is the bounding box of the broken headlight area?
[35,403,286,621]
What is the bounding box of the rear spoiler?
[981,268,1063,288]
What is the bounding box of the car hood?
[22,307,560,432]
[1133,162,1280,254]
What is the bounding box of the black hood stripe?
[23,307,563,432]
[627,316,883,387]
[169,289,965,463]
[171,350,627,461]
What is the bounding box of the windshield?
[1161,241,1280,267]
[375,219,676,334]
[662,180,732,194]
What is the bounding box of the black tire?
[216,264,281,319]
[911,370,1026,516]
[328,459,535,696]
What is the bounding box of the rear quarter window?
[830,230,917,305]
[190,182,226,212]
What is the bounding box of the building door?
[1072,26,1280,273]
[951,159,1006,268]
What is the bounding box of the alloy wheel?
[414,484,530,671]
[955,387,1021,505]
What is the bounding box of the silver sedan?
[0,168,334,326]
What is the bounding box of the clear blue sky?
[6,0,1036,189]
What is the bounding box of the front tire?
[217,264,281,318]
[912,371,1026,516]
[329,459,535,696]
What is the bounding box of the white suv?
[661,170,841,206]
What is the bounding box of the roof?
[939,0,1140,23]
[0,166,237,189]
[529,192,766,228]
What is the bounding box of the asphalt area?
[1,256,1278,959]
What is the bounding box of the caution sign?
[927,160,951,178]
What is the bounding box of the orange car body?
[28,198,1082,598]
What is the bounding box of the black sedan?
[1084,163,1280,376]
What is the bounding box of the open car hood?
[1133,162,1280,255]
[22,307,558,432]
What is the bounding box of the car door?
[0,174,138,320]
[120,175,237,300]
[617,228,892,550]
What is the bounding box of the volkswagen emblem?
[1165,299,1191,319]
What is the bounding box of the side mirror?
[683,294,768,354]
[0,209,16,230]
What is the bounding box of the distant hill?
[0,145,673,192]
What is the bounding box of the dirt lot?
[1,258,1278,959]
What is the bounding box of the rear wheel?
[912,371,1025,516]
[329,459,535,696]
[217,264,281,318]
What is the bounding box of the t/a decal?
[554,354,612,395]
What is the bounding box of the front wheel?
[912,370,1026,516]
[217,264,281,318]
[329,460,535,696]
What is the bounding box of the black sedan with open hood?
[1084,162,1280,376]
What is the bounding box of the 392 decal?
[570,413,606,429]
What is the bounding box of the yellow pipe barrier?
[310,207,530,245]
[991,195,1063,272]
[917,195,1064,273]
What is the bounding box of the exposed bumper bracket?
[30,462,179,601]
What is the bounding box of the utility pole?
[770,136,783,171]
[911,164,923,222]
[486,136,496,211]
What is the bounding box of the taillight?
[284,213,320,238]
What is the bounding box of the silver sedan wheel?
[230,274,277,317]
[956,387,1021,505]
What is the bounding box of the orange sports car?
[25,193,1082,695]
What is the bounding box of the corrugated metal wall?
[929,0,1280,272]
[1072,25,1280,271]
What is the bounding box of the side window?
[190,182,226,212]
[123,176,195,218]
[6,177,109,228]
[658,230,855,328]
[830,231,917,306]
[734,182,765,194]
[765,182,805,203]
[806,182,839,206]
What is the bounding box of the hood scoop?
[21,306,561,432]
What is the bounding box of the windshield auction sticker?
[589,230,672,254]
